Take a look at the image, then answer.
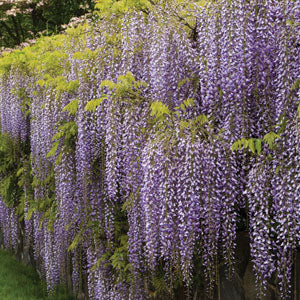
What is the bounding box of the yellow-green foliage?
[0,23,90,89]
[95,0,206,14]
[94,0,207,36]
[231,131,281,155]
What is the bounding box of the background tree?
[0,0,95,49]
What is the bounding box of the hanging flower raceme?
[272,121,300,298]
[246,160,275,295]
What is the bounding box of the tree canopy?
[0,0,95,49]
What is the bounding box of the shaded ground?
[0,249,74,300]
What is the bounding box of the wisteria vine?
[0,0,299,299]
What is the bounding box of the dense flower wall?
[0,0,299,299]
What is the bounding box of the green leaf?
[195,114,208,126]
[255,139,262,155]
[179,120,190,129]
[248,139,255,154]
[232,138,246,151]
[178,78,189,89]
[291,78,300,91]
[16,167,24,177]
[25,207,35,221]
[46,141,59,158]
[66,80,79,93]
[240,138,248,149]
[85,96,107,112]
[62,98,79,116]
[123,71,135,84]
[55,152,62,165]
[73,52,85,60]
[100,80,115,90]
[231,140,239,152]
[183,98,194,108]
[275,165,281,174]
[52,131,64,141]
[150,101,170,118]
[263,131,280,149]
[277,117,287,134]
[68,233,81,252]
[36,79,45,87]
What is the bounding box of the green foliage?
[85,96,107,112]
[150,101,171,119]
[0,23,89,87]
[263,131,281,150]
[149,97,212,147]
[291,79,300,118]
[95,0,206,17]
[62,98,79,116]
[95,0,153,16]
[231,131,281,155]
[151,274,168,297]
[73,48,99,61]
[47,141,60,158]
[94,0,204,41]
[179,114,209,129]
[232,137,262,154]
[291,78,300,91]
[100,72,148,100]
[30,165,57,231]
[86,203,132,287]
[109,235,131,274]
[48,121,78,159]
[0,132,34,225]
[0,0,94,49]
[11,87,31,117]
[84,72,149,115]
[68,229,84,252]
[0,134,25,208]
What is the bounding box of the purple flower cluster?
[0,198,18,250]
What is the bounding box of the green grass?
[0,249,75,300]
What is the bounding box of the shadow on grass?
[0,249,75,300]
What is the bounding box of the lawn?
[0,249,75,300]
